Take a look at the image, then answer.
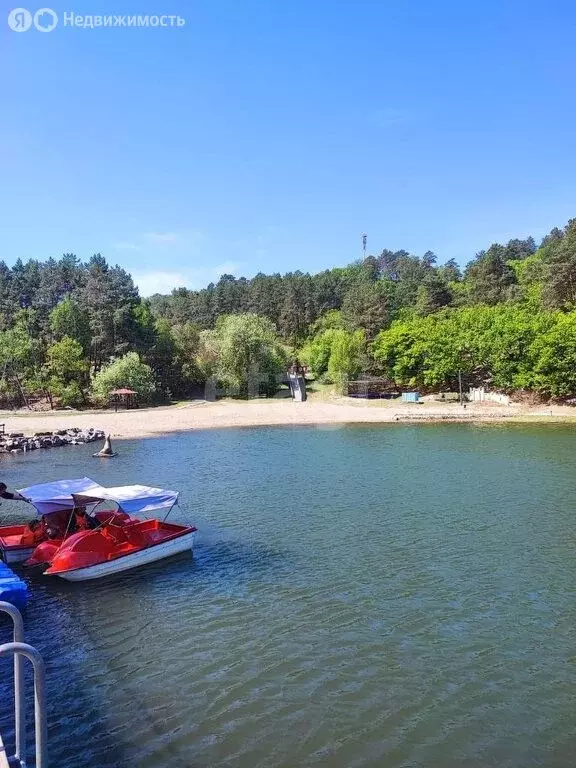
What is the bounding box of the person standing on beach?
[0,483,29,502]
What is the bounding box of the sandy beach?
[0,397,573,440]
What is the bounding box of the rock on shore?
[0,427,105,454]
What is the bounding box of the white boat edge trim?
[49,531,196,582]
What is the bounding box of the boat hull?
[49,530,196,581]
[1,545,35,565]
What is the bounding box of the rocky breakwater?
[0,427,106,455]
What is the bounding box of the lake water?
[0,424,575,767]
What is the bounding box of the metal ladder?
[0,602,47,768]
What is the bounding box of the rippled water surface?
[1,424,575,767]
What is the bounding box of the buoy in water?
[93,434,117,458]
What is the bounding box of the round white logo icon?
[8,7,32,31]
[34,7,57,31]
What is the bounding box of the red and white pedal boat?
[0,477,196,581]
[43,484,195,581]
[0,477,103,564]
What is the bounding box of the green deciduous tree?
[300,328,365,391]
[91,352,157,405]
[171,323,201,381]
[43,337,90,407]
[299,328,340,379]
[212,314,287,397]
[327,329,366,392]
[373,305,556,392]
[196,329,220,382]
[530,313,576,396]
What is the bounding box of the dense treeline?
[2,218,576,407]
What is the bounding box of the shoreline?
[0,398,574,440]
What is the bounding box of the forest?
[1,217,576,408]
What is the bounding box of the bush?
[56,382,85,408]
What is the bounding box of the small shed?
[109,388,138,411]
[401,391,420,403]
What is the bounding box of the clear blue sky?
[3,0,576,295]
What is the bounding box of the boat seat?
[123,525,146,547]
[108,543,135,558]
[102,524,129,545]
[103,522,146,549]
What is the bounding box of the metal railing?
[0,602,47,768]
